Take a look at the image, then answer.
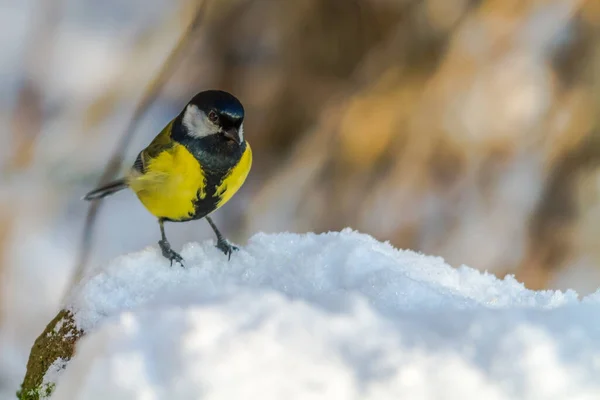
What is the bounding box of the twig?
[67,0,210,295]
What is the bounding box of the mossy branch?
[17,310,82,400]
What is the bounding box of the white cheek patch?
[239,123,244,142]
[182,105,219,138]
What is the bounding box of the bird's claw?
[216,239,239,260]
[159,240,185,267]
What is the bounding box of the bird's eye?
[208,111,219,124]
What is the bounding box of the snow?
[41,358,67,393]
[50,230,600,399]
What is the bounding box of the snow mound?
[52,230,600,399]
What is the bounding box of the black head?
[178,90,245,145]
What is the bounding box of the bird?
[83,90,252,266]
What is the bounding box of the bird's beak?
[223,128,241,145]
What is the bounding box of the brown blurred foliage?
[9,0,600,294]
[194,0,600,291]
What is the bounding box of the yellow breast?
[129,143,206,221]
[215,143,253,209]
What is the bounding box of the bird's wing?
[132,120,175,174]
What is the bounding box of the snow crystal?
[53,229,600,399]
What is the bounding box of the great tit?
[83,90,252,266]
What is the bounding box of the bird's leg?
[158,219,184,267]
[205,216,238,260]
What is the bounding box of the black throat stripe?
[173,125,246,221]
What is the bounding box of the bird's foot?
[159,239,184,267]
[216,239,239,260]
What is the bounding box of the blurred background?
[2,0,600,396]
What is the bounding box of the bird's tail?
[82,179,128,201]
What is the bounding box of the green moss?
[16,382,55,400]
[18,310,83,399]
